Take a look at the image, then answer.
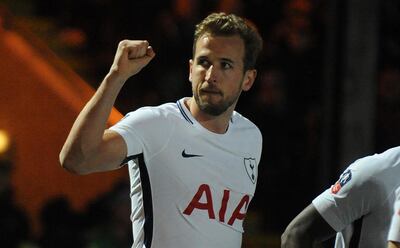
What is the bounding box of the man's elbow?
[59,149,89,175]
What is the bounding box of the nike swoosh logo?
[182,149,203,158]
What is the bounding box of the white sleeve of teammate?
[388,188,400,242]
[109,107,173,158]
[312,155,384,232]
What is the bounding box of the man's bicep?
[94,130,128,171]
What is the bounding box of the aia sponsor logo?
[181,184,250,231]
[331,169,352,194]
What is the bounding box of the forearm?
[59,71,125,173]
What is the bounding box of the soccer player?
[389,188,400,248]
[59,12,263,248]
[281,146,400,248]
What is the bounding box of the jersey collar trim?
[176,99,194,124]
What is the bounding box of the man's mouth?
[200,88,222,95]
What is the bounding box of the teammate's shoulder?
[380,146,400,157]
[349,146,400,176]
[363,146,400,164]
[375,146,400,168]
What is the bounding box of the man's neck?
[185,97,233,134]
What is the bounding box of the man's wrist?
[105,70,128,87]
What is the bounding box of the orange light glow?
[0,129,10,154]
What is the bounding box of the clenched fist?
[109,40,156,83]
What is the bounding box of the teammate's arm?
[59,40,155,175]
[281,204,336,248]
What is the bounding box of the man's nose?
[205,65,217,83]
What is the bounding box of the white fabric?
[312,146,400,248]
[388,187,400,242]
[109,97,262,248]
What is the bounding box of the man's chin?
[199,103,226,116]
[195,94,228,116]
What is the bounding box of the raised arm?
[281,204,336,248]
[59,40,155,175]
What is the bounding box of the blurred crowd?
[1,0,400,247]
[1,158,132,248]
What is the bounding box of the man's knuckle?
[119,39,129,48]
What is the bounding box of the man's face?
[189,34,255,116]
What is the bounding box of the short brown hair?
[193,12,263,71]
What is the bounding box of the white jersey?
[312,146,400,248]
[109,97,262,248]
[388,187,400,242]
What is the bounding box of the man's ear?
[242,69,257,91]
[189,59,193,82]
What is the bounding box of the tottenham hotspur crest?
[244,158,257,184]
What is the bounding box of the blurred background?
[0,0,399,247]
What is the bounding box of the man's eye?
[197,59,210,67]
[221,62,233,69]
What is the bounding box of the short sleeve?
[109,107,174,158]
[312,156,384,232]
